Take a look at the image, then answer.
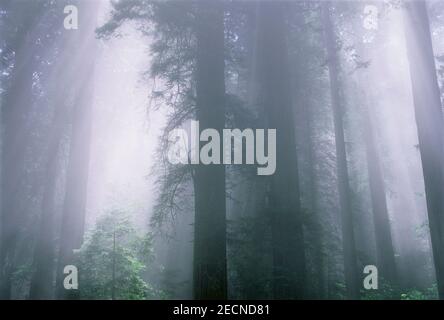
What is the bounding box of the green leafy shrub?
[361,281,438,300]
[75,211,162,299]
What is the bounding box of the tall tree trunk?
[403,0,444,299]
[28,110,64,300]
[362,100,398,286]
[28,10,86,298]
[192,1,227,300]
[354,19,398,287]
[55,1,99,298]
[321,1,360,299]
[256,2,306,299]
[297,89,326,299]
[55,73,95,299]
[0,2,46,298]
[111,231,116,300]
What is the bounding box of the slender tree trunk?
[353,21,398,286]
[297,89,326,299]
[321,1,360,299]
[112,231,116,300]
[193,1,227,300]
[362,101,398,286]
[403,0,444,299]
[256,2,306,299]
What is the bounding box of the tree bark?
[256,2,306,299]
[362,100,398,286]
[321,1,360,299]
[28,8,88,298]
[0,2,46,299]
[403,0,444,299]
[353,20,398,287]
[28,110,64,300]
[193,1,227,300]
[297,89,326,299]
[55,1,99,299]
[55,72,95,299]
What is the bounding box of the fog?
[0,0,444,300]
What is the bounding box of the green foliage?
[361,282,399,300]
[400,285,439,300]
[326,281,440,300]
[75,211,162,300]
[361,282,438,300]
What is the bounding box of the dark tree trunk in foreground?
[256,2,306,299]
[403,0,444,299]
[193,1,227,300]
[321,1,360,299]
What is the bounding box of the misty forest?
[0,0,444,300]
